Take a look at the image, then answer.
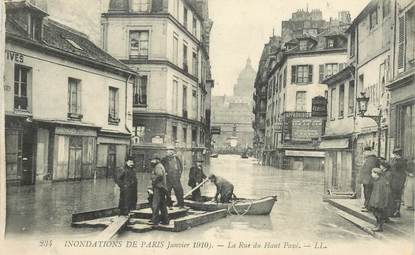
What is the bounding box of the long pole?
[184,178,209,198]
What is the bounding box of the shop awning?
[319,138,349,149]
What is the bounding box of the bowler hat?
[126,155,134,161]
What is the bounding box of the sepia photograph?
[0,0,414,254]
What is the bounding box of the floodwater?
[6,155,373,242]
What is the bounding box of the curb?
[327,199,413,239]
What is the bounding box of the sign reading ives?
[291,118,323,141]
[6,50,24,63]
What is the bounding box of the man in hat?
[161,146,185,208]
[114,156,138,215]
[209,174,234,203]
[359,146,380,212]
[149,153,169,225]
[389,148,407,217]
[188,159,207,201]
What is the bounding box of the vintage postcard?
[0,0,414,254]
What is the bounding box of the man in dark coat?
[390,148,407,217]
[162,147,185,208]
[114,156,138,215]
[359,146,380,212]
[150,154,169,225]
[188,160,207,201]
[209,174,234,203]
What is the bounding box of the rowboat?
[184,195,277,215]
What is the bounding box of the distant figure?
[404,157,415,211]
[149,154,169,225]
[209,174,234,203]
[390,148,407,217]
[162,146,185,208]
[114,156,138,215]
[359,146,380,212]
[188,160,207,201]
[369,168,393,232]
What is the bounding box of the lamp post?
[356,92,383,157]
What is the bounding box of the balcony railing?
[14,96,28,110]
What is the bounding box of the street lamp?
[356,92,383,157]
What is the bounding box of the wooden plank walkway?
[95,216,130,240]
[130,207,189,219]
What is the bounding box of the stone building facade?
[102,0,213,171]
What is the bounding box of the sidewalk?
[327,198,414,240]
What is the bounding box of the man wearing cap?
[188,160,207,201]
[114,156,138,215]
[390,148,407,217]
[150,154,169,225]
[359,146,380,212]
[209,174,234,203]
[162,146,185,208]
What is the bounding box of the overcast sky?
[43,0,370,97]
[209,0,369,96]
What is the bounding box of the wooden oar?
[184,178,209,198]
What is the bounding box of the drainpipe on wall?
[0,0,6,237]
[125,73,134,156]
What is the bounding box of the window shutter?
[308,65,313,83]
[319,64,324,83]
[291,66,297,84]
[398,14,406,72]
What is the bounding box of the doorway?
[107,144,116,178]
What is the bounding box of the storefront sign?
[291,118,323,141]
[55,127,97,137]
[312,96,327,117]
[6,50,24,63]
[285,150,325,158]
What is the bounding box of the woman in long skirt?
[369,168,393,232]
[404,157,415,210]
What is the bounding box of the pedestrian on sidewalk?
[149,154,169,226]
[188,159,207,202]
[162,146,185,208]
[114,156,138,216]
[390,148,407,217]
[403,157,415,211]
[369,168,393,232]
[359,146,380,212]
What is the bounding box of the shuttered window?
[291,65,313,84]
[398,14,406,72]
[319,64,325,83]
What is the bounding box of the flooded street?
[6,155,372,241]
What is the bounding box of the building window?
[327,38,335,48]
[192,17,197,35]
[330,88,337,119]
[14,65,30,111]
[325,63,339,78]
[192,51,198,77]
[109,87,119,123]
[183,127,187,144]
[172,80,179,115]
[295,91,307,111]
[131,0,151,12]
[192,89,197,119]
[68,78,82,119]
[30,15,42,41]
[183,7,188,28]
[299,40,308,51]
[183,44,188,72]
[348,80,355,115]
[398,8,415,73]
[129,31,149,58]
[133,75,147,106]
[192,128,197,146]
[172,126,178,143]
[339,84,345,118]
[382,0,390,18]
[173,35,178,65]
[292,65,313,84]
[182,85,188,118]
[370,7,378,30]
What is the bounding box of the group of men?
[359,147,408,217]
[114,146,235,226]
